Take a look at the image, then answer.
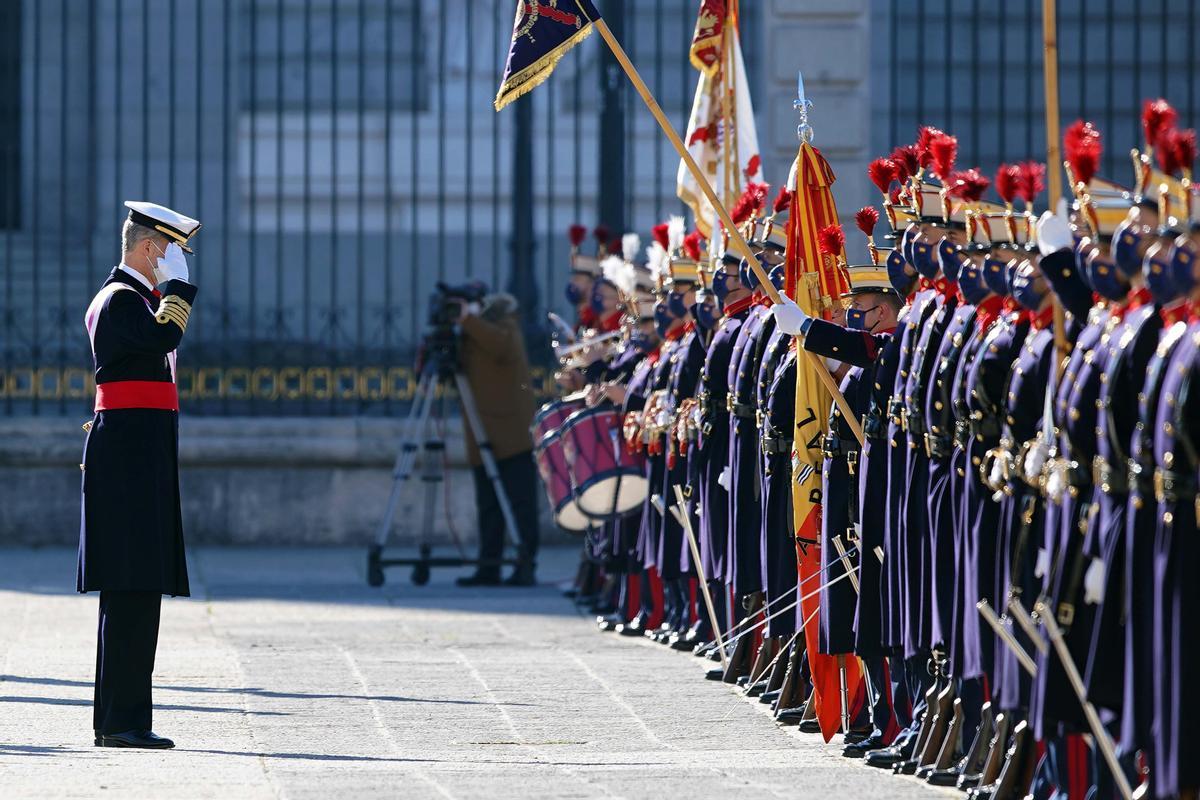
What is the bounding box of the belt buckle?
[725,394,734,413]
[1154,467,1166,504]
[923,433,932,458]
[1057,601,1075,627]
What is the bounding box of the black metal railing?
[0,0,727,416]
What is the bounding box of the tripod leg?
[374,372,437,549]
[454,374,523,551]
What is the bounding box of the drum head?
[577,470,648,518]
[555,498,591,532]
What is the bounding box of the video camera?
[422,281,489,377]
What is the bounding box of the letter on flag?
[677,1,761,238]
[494,1,602,111]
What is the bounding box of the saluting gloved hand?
[153,242,190,285]
[770,297,810,335]
[1035,201,1073,257]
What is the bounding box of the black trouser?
[473,451,539,575]
[94,590,162,734]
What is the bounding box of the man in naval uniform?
[79,201,200,749]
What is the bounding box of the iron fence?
[0,0,732,416]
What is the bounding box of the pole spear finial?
[793,71,814,144]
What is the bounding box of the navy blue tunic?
[78,268,197,598]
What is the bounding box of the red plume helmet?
[888,186,903,206]
[868,158,898,196]
[747,182,770,215]
[1175,129,1197,175]
[995,163,1022,206]
[568,224,587,247]
[682,231,703,262]
[929,133,958,182]
[818,225,846,259]
[772,186,792,215]
[890,145,920,185]
[1063,119,1102,187]
[855,206,880,239]
[1018,161,1046,206]
[946,168,991,201]
[1142,98,1178,150]
[651,223,670,250]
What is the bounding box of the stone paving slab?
[0,546,955,799]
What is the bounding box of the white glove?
[717,466,732,492]
[1023,440,1049,484]
[770,297,810,335]
[1083,557,1106,605]
[153,242,190,284]
[1036,209,1073,257]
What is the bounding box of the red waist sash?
[95,381,179,412]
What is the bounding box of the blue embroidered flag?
[494,1,601,111]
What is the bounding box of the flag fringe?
[494,23,594,111]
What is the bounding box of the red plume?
[888,186,903,206]
[1143,98,1178,149]
[916,125,945,168]
[568,224,587,247]
[855,206,880,238]
[946,168,991,201]
[747,182,770,214]
[1018,161,1046,205]
[593,225,611,251]
[772,186,792,215]
[1176,129,1197,173]
[890,145,920,184]
[651,223,670,250]
[929,132,958,182]
[995,163,1022,205]
[682,231,703,262]
[1063,119,1102,186]
[868,158,898,195]
[818,225,846,259]
[1157,128,1197,175]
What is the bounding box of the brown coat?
[458,310,536,466]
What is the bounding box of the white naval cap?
[124,201,202,253]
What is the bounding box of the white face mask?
[149,241,168,285]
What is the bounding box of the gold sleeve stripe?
[155,296,191,332]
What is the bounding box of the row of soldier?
[543,97,1199,800]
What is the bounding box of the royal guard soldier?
[771,158,919,756]
[597,250,664,633]
[79,201,200,749]
[618,222,681,637]
[650,224,706,646]
[691,234,755,654]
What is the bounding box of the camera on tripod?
[423,281,488,378]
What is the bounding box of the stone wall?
[0,416,565,547]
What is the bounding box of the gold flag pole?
[576,4,863,443]
[1042,0,1070,368]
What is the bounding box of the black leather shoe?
[842,728,873,745]
[95,730,174,749]
[843,733,886,758]
[616,614,649,636]
[774,706,807,725]
[798,719,822,734]
[864,739,912,769]
[456,572,501,587]
[704,666,726,681]
[745,679,769,698]
[759,689,782,705]
[596,613,623,632]
[503,570,537,587]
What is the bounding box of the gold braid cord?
[155,295,192,332]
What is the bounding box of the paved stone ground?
[0,546,955,799]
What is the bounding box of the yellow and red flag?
[786,141,860,742]
[677,0,762,236]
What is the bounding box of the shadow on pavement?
[179,749,444,764]
[0,695,289,716]
[0,675,535,707]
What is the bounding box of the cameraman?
[453,291,540,587]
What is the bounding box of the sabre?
[977,600,1037,677]
[831,534,860,595]
[673,485,729,672]
[1035,599,1134,800]
[723,556,861,649]
[1006,596,1049,654]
